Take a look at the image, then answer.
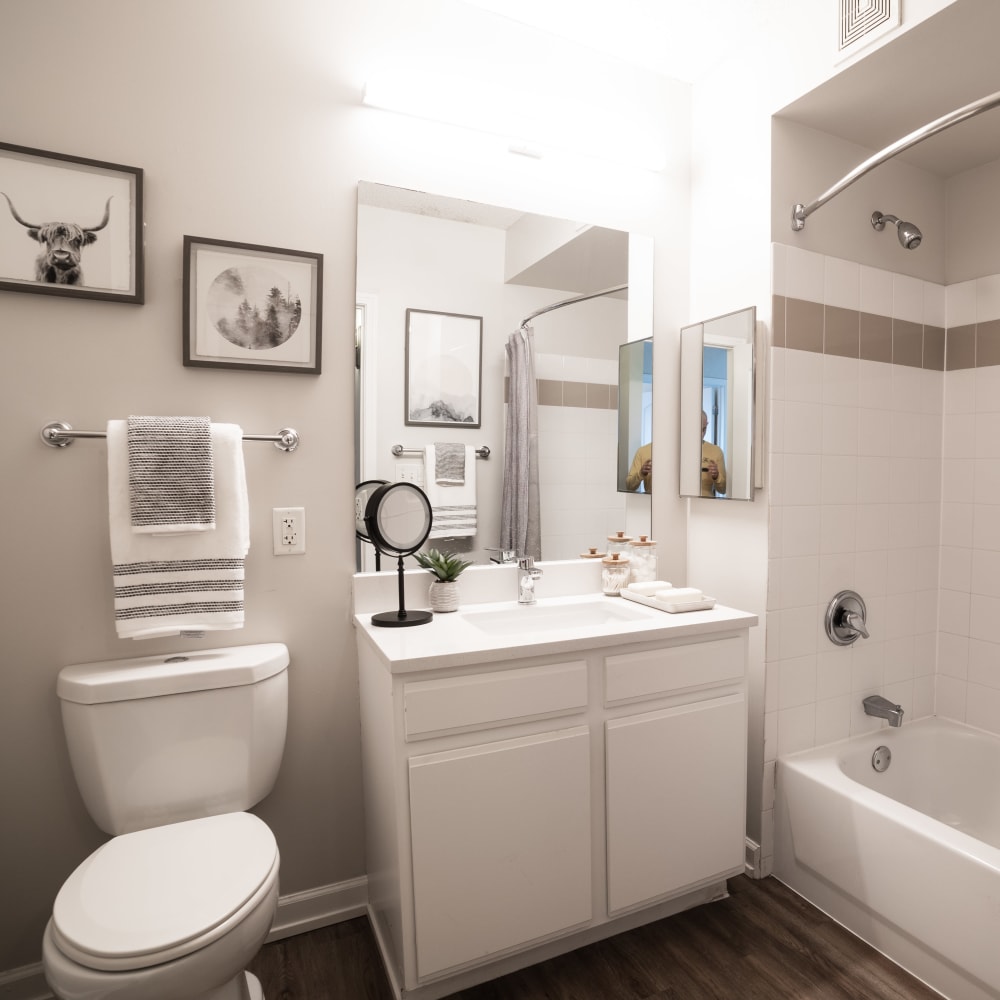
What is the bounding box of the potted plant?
[414,548,473,613]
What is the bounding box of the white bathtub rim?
[777,716,1000,866]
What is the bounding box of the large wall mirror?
[355,182,654,571]
[679,306,756,501]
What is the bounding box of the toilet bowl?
[43,813,279,1000]
[44,644,289,1000]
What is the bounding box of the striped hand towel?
[128,415,215,533]
[424,444,477,538]
[107,420,249,640]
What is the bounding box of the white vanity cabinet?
[355,600,754,1000]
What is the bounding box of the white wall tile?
[783,400,823,454]
[771,243,788,298]
[860,264,893,318]
[946,279,977,327]
[977,273,1000,323]
[968,638,1000,690]
[892,273,924,323]
[974,366,1000,413]
[782,348,824,404]
[935,674,968,721]
[944,368,975,415]
[858,358,894,411]
[824,256,859,310]
[966,683,1000,736]
[823,355,860,408]
[923,281,946,329]
[785,246,825,303]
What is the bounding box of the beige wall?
[0,0,692,973]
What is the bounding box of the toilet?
[42,643,289,1000]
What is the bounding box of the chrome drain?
[872,745,891,772]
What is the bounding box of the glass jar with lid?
[627,535,657,584]
[602,552,631,596]
[606,531,633,558]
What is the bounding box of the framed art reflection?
[405,308,482,427]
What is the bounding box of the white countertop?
[354,593,757,674]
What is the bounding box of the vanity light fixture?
[361,70,667,172]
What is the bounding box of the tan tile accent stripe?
[505,376,618,409]
[774,294,966,371]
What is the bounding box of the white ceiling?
[464,0,1000,180]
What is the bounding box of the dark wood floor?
[249,875,942,1000]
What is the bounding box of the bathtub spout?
[864,695,904,727]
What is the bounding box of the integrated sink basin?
[461,599,651,636]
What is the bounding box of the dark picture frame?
[0,141,144,303]
[405,308,482,427]
[183,236,322,374]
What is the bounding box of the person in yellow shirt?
[701,411,726,497]
[626,442,652,493]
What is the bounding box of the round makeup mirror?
[355,479,389,569]
[364,482,433,627]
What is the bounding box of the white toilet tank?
[57,643,289,835]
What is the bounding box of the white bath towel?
[108,420,250,639]
[127,415,215,533]
[424,444,477,538]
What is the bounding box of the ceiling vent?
[838,0,899,55]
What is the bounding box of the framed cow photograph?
[0,142,143,303]
[183,236,323,374]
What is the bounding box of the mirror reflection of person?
[626,442,652,493]
[701,411,726,497]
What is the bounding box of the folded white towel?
[424,444,477,538]
[655,587,705,603]
[626,580,673,596]
[108,420,249,639]
[128,415,215,533]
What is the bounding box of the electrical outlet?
[396,462,424,485]
[272,507,305,555]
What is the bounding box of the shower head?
[872,211,922,250]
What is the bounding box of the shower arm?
[791,88,1000,231]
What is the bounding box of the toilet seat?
[51,812,278,972]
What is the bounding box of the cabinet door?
[408,727,592,980]
[606,693,746,914]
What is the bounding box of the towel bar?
[40,421,300,452]
[392,444,490,460]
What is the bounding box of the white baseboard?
[0,876,370,999]
[267,875,369,941]
[0,963,49,1000]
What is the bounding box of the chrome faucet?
[487,547,518,565]
[517,556,543,604]
[863,695,904,728]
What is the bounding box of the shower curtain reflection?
[501,327,541,560]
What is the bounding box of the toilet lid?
[52,812,277,970]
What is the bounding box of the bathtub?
[774,717,1000,1000]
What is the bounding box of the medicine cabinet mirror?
[679,306,756,501]
[617,336,652,493]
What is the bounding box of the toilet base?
[199,970,263,1000]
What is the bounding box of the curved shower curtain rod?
[519,283,628,330]
[791,88,1000,231]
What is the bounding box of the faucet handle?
[518,555,535,569]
